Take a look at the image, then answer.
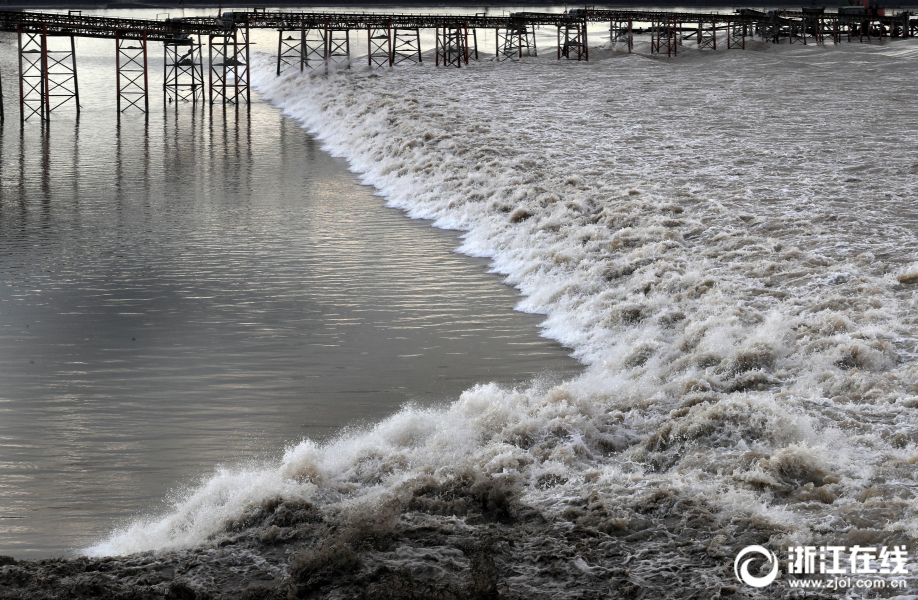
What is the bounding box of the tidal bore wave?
[8,40,918,599]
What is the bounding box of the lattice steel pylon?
[276,29,303,74]
[496,22,536,61]
[436,24,469,67]
[303,26,327,68]
[697,20,717,49]
[116,32,148,114]
[788,18,807,44]
[392,27,422,64]
[368,23,391,67]
[164,37,203,104]
[325,27,351,69]
[610,19,633,53]
[650,16,677,56]
[17,25,80,122]
[209,24,250,105]
[557,22,587,60]
[727,19,747,49]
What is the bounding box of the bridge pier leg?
[698,19,717,49]
[368,23,392,67]
[788,19,806,44]
[650,16,677,56]
[18,26,48,122]
[557,22,587,60]
[727,19,746,49]
[165,37,203,104]
[436,24,469,67]
[277,29,303,75]
[325,28,351,69]
[496,22,536,61]
[610,19,633,53]
[0,60,4,125]
[392,27,422,64]
[116,31,148,115]
[301,26,326,68]
[209,25,250,105]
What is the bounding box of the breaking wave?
[86,39,918,594]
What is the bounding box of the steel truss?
[650,16,677,56]
[788,19,808,44]
[392,28,422,64]
[368,23,391,67]
[276,29,303,74]
[116,32,148,114]
[697,20,717,49]
[17,27,80,122]
[497,22,536,61]
[610,19,633,52]
[727,20,747,48]
[436,24,469,67]
[557,22,587,60]
[164,37,203,104]
[325,27,350,69]
[209,24,250,105]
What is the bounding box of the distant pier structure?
[0,6,915,124]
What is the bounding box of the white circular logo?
[734,545,780,588]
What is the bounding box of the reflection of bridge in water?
[0,7,915,124]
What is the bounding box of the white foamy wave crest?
[89,42,918,556]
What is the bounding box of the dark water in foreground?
[0,31,580,558]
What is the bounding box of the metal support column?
[650,16,677,56]
[497,21,536,61]
[277,29,303,75]
[116,31,148,114]
[209,25,249,105]
[558,22,587,60]
[18,26,47,122]
[302,26,327,68]
[368,23,392,67]
[392,27,422,64]
[325,27,350,69]
[436,24,468,67]
[164,37,203,104]
[698,20,717,49]
[727,19,747,49]
[610,19,633,52]
[788,18,806,44]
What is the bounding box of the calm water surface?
[0,23,580,558]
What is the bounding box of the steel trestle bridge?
[0,6,915,124]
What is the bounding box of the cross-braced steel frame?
[368,23,392,67]
[436,24,469,67]
[697,20,717,49]
[18,28,47,121]
[497,22,536,61]
[164,37,203,104]
[116,31,148,114]
[276,29,303,74]
[325,27,351,69]
[209,24,250,105]
[727,20,747,49]
[610,19,633,52]
[650,16,677,56]
[392,27,422,64]
[557,22,587,60]
[17,27,80,121]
